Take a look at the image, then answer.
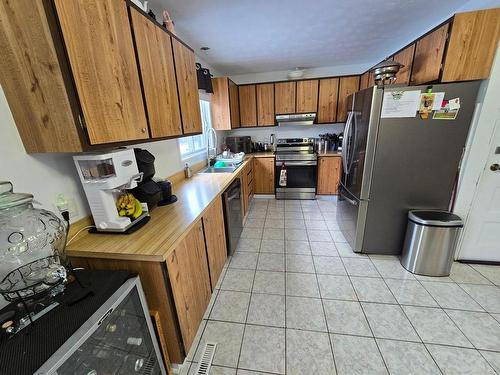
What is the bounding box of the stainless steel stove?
[275,138,317,200]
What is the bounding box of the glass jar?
[0,181,68,300]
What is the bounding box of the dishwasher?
[222,178,243,255]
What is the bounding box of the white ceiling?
[148,0,478,75]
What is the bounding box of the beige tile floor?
[181,198,500,375]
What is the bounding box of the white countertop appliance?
[73,149,150,233]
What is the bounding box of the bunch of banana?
[116,193,143,219]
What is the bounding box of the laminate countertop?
[318,151,342,157]
[65,157,258,262]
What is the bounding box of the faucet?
[207,127,217,166]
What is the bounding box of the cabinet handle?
[141,128,147,133]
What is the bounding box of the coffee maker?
[73,149,150,233]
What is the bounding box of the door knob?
[491,163,500,171]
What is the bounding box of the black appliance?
[225,136,253,153]
[275,138,317,200]
[131,148,161,208]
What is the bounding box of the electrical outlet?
[55,194,78,219]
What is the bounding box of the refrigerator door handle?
[342,112,354,174]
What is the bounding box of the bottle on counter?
[184,163,193,178]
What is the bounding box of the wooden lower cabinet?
[165,220,211,353]
[317,156,342,195]
[241,162,255,217]
[202,198,228,290]
[253,157,275,194]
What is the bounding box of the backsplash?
[222,124,345,145]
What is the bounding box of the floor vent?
[195,342,217,375]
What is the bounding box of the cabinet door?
[392,44,415,85]
[239,85,257,127]
[337,76,360,122]
[317,78,339,123]
[257,83,275,126]
[359,72,370,91]
[172,38,202,134]
[253,157,275,194]
[442,9,500,82]
[317,157,341,195]
[211,77,231,130]
[54,0,149,144]
[166,220,211,353]
[275,82,296,114]
[411,23,449,85]
[202,198,227,290]
[130,9,181,138]
[229,79,240,128]
[296,80,319,113]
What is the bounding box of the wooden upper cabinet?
[275,82,296,114]
[239,85,257,127]
[257,83,275,126]
[54,0,149,145]
[317,78,339,123]
[442,9,500,82]
[337,76,360,122]
[130,8,181,138]
[393,44,415,85]
[317,157,342,195]
[211,77,240,130]
[202,198,227,290]
[166,220,211,353]
[172,38,202,134]
[296,80,319,113]
[359,72,370,91]
[0,0,85,153]
[253,157,275,194]
[411,23,449,85]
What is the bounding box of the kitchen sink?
[199,165,242,174]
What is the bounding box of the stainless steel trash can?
[401,210,463,276]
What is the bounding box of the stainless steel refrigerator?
[336,81,480,255]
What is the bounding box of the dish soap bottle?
[184,163,193,179]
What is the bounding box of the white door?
[458,121,500,261]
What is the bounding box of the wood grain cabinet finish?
[256,83,275,126]
[239,85,257,127]
[296,80,319,113]
[317,157,342,195]
[317,78,339,123]
[442,9,500,82]
[337,76,360,122]
[392,44,415,85]
[130,8,182,138]
[253,157,275,194]
[241,162,254,217]
[166,220,211,354]
[359,72,370,91]
[410,23,449,85]
[211,77,240,130]
[172,38,202,134]
[275,82,296,114]
[202,198,228,290]
[54,0,149,145]
[0,0,85,153]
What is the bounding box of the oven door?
[275,160,317,199]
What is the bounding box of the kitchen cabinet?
[239,85,257,127]
[54,0,149,145]
[202,198,228,290]
[337,76,360,122]
[257,83,276,126]
[253,157,275,194]
[166,220,211,353]
[359,72,371,91]
[392,44,415,85]
[172,38,202,134]
[317,78,339,123]
[296,80,319,113]
[211,77,240,130]
[442,9,500,82]
[130,8,182,138]
[411,23,449,85]
[241,162,255,218]
[317,156,342,195]
[275,82,296,114]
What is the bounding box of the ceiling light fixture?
[287,68,305,80]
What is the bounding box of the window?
[179,100,212,158]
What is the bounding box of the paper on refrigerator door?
[381,90,421,118]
